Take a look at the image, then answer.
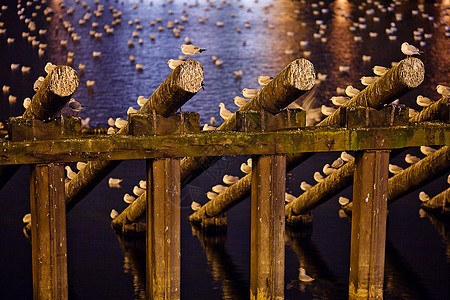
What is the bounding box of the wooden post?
[30,163,68,299]
[146,158,181,299]
[250,155,286,300]
[349,150,389,299]
[421,187,450,215]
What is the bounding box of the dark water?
[0,0,449,299]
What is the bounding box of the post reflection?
[420,209,450,261]
[285,226,347,299]
[191,224,249,300]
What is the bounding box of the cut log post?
[349,150,389,299]
[250,155,286,300]
[0,65,79,192]
[421,187,450,215]
[189,58,424,225]
[30,163,68,299]
[65,60,203,211]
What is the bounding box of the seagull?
[247,158,252,167]
[416,95,433,107]
[219,103,233,121]
[418,191,430,202]
[300,181,312,191]
[76,162,87,171]
[44,62,55,74]
[110,209,119,219]
[115,118,127,129]
[123,193,136,204]
[345,85,360,97]
[65,165,77,180]
[436,85,449,98]
[167,59,183,69]
[314,171,324,183]
[191,201,202,211]
[108,177,123,188]
[360,76,380,86]
[133,185,145,197]
[405,154,420,164]
[298,267,314,282]
[68,98,84,115]
[107,117,115,127]
[139,180,146,189]
[127,106,139,115]
[23,97,32,109]
[210,117,216,125]
[388,164,404,175]
[223,174,239,185]
[242,88,259,98]
[373,66,389,76]
[257,75,273,86]
[285,193,296,203]
[331,157,344,169]
[107,127,116,135]
[321,105,336,116]
[202,123,216,131]
[323,164,337,175]
[23,213,31,224]
[179,44,206,58]
[338,196,350,206]
[233,70,243,77]
[240,162,252,174]
[330,96,349,106]
[137,95,147,107]
[338,65,350,73]
[233,96,249,108]
[420,146,436,156]
[33,77,44,91]
[206,191,218,200]
[401,42,420,56]
[212,184,227,193]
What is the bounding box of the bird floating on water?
[401,42,421,56]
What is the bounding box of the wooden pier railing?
[1,57,449,300]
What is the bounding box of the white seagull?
[401,42,420,56]
[179,44,206,58]
[219,103,233,121]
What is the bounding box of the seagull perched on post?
[179,44,206,59]
[218,103,232,121]
[401,42,421,56]
[68,98,84,116]
[167,59,183,69]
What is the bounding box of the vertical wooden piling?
[250,155,286,300]
[146,158,181,300]
[30,163,68,299]
[349,150,389,299]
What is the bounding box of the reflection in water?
[114,233,146,299]
[421,210,450,261]
[191,224,249,300]
[285,227,347,299]
[384,239,433,300]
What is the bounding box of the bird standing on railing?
[405,154,420,164]
[345,85,360,97]
[257,75,273,86]
[416,95,433,107]
[223,174,239,185]
[373,65,389,76]
[300,181,312,191]
[388,164,404,175]
[167,59,184,69]
[233,96,249,108]
[218,103,232,121]
[401,42,421,56]
[330,96,349,106]
[436,85,449,98]
[242,88,259,98]
[420,146,436,156]
[314,171,324,183]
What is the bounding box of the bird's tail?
[199,48,207,53]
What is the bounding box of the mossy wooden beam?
[0,65,79,191]
[65,60,203,210]
[421,187,450,216]
[180,58,315,185]
[0,124,447,165]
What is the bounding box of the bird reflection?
[191,223,249,300]
[420,210,450,261]
[285,226,346,299]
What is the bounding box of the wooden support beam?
[146,158,181,300]
[409,97,449,123]
[30,163,68,299]
[349,150,389,299]
[65,60,203,211]
[250,155,286,300]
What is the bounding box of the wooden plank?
[250,155,285,300]
[146,158,181,299]
[30,163,68,299]
[349,151,389,299]
[0,124,448,165]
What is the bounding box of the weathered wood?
[65,60,203,211]
[0,125,447,165]
[180,58,315,186]
[421,187,450,215]
[146,158,181,300]
[30,163,68,299]
[349,151,389,299]
[250,155,285,300]
[23,65,79,121]
[0,65,79,192]
[409,97,449,123]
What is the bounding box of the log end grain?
[49,65,80,97]
[177,60,204,93]
[290,58,316,91]
[397,57,425,88]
